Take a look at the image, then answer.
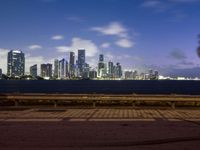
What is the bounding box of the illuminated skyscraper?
[108,61,114,78]
[59,58,66,79]
[54,59,59,79]
[69,52,75,78]
[78,49,85,77]
[7,50,25,77]
[114,62,122,78]
[65,60,69,78]
[98,54,106,78]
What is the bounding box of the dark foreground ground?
[0,108,200,150]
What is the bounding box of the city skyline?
[1,48,160,80]
[0,0,200,77]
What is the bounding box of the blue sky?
[0,0,200,76]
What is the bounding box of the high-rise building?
[59,58,66,79]
[41,64,46,77]
[115,62,122,78]
[54,59,59,79]
[149,69,154,80]
[125,71,133,79]
[82,63,90,79]
[155,71,159,80]
[78,49,85,77]
[89,70,97,79]
[98,54,106,78]
[69,52,75,78]
[0,68,2,78]
[30,64,37,78]
[40,63,52,78]
[7,50,25,77]
[99,54,104,62]
[65,60,69,78]
[46,64,52,78]
[108,61,114,78]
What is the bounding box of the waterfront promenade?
[0,108,200,150]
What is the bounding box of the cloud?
[56,37,99,57]
[91,22,128,38]
[101,43,110,48]
[28,45,42,50]
[0,48,9,73]
[169,49,187,60]
[56,46,69,52]
[91,22,135,48]
[115,39,134,48]
[51,35,64,40]
[140,0,169,12]
[178,60,194,66]
[105,52,137,61]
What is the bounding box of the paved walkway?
[0,108,200,122]
[0,108,200,150]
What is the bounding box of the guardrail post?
[54,100,58,108]
[132,93,137,108]
[14,99,19,107]
[171,101,176,109]
[132,100,136,108]
[93,100,96,108]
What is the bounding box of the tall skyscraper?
[98,54,106,78]
[108,61,114,78]
[40,63,52,78]
[30,64,37,78]
[59,58,66,79]
[54,59,59,79]
[99,54,104,62]
[78,49,85,77]
[69,52,75,78]
[115,62,122,78]
[65,60,69,78]
[7,50,25,77]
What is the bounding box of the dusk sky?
[0,0,200,76]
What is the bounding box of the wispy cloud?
[140,0,168,12]
[91,22,128,38]
[115,39,134,48]
[101,42,110,48]
[91,22,135,48]
[51,35,64,40]
[56,37,99,57]
[28,45,42,50]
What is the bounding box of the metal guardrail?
[0,93,200,108]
